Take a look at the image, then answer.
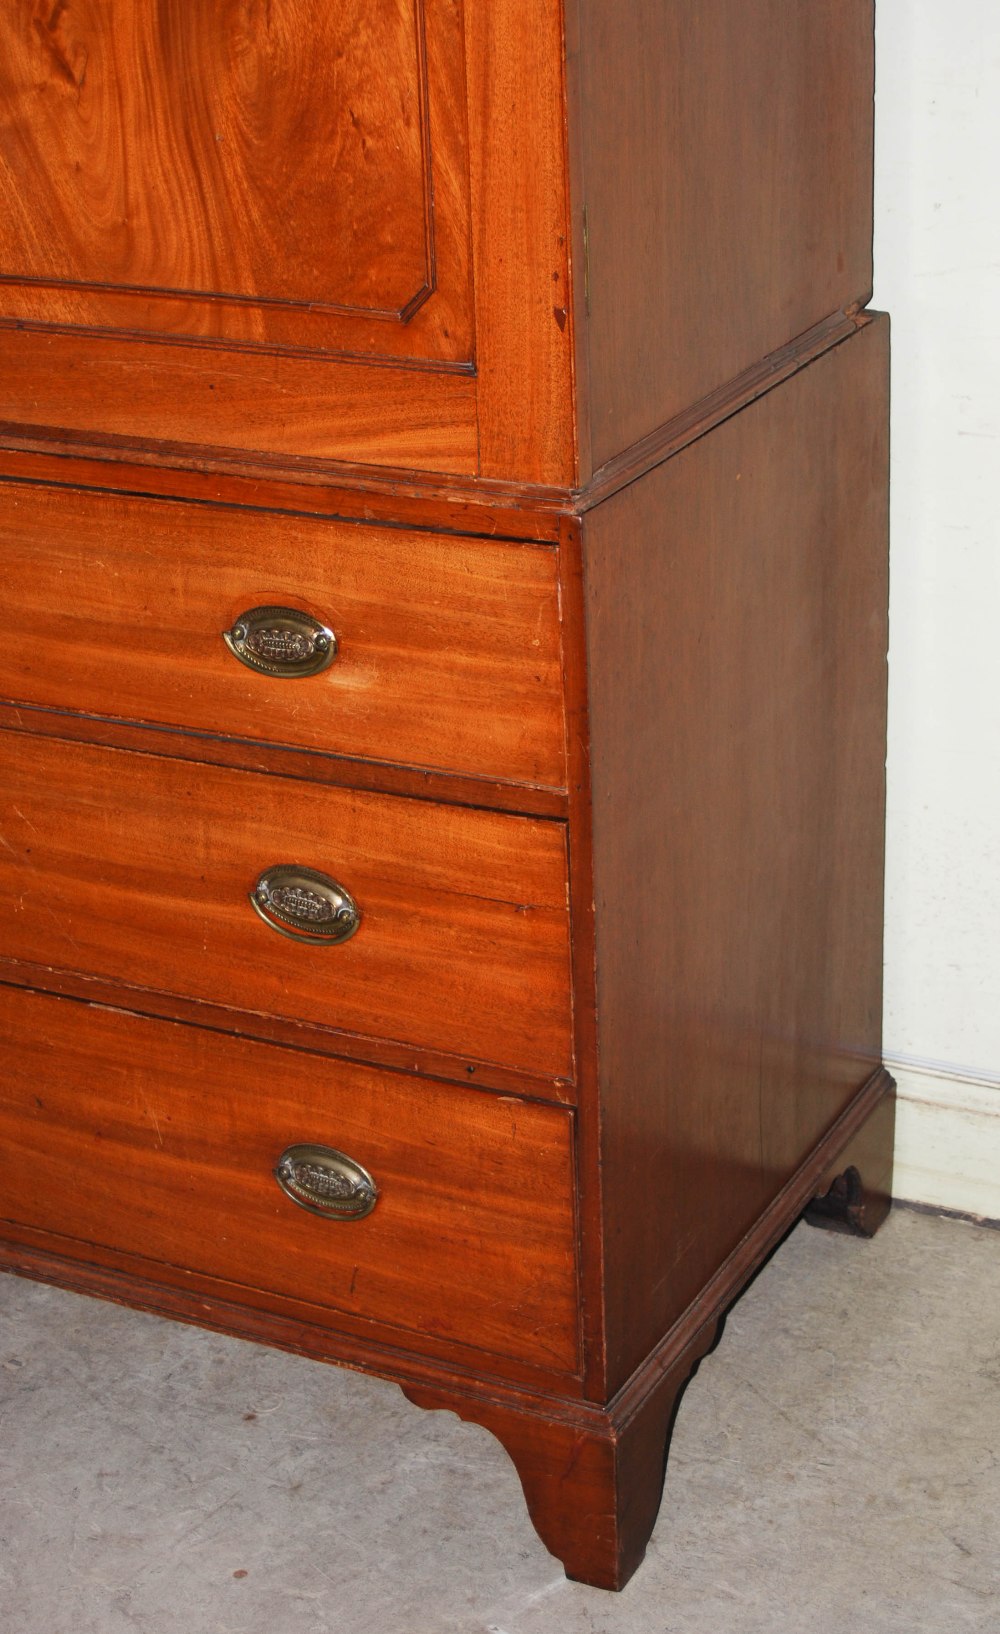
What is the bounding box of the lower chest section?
[0,467,584,1388]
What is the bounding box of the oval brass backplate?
[223,605,337,678]
[250,865,361,945]
[275,1144,378,1221]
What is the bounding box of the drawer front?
[0,480,566,789]
[0,988,580,1373]
[0,733,573,1079]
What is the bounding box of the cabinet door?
[0,0,471,364]
[0,0,571,480]
[0,0,574,481]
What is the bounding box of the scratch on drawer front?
[138,1090,164,1147]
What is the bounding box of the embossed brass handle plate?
[275,1144,378,1221]
[250,865,361,945]
[224,605,337,678]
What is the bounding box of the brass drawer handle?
[251,865,361,945]
[275,1144,378,1221]
[224,604,337,678]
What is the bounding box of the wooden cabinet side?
[579,317,891,1391]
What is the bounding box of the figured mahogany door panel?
[0,988,580,1372]
[0,480,567,789]
[0,0,473,364]
[0,734,574,1078]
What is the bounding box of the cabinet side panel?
[572,0,875,476]
[583,318,889,1390]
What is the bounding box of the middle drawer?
[0,732,574,1082]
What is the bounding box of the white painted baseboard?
[886,1055,1000,1222]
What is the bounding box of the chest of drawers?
[0,0,893,1590]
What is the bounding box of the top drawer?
[0,480,566,790]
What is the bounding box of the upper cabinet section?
[0,1,875,490]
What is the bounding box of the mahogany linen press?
[0,1,893,1589]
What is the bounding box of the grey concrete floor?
[1,1207,998,1634]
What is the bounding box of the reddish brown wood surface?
[0,957,579,1104]
[0,478,566,789]
[404,1317,720,1590]
[464,0,577,483]
[0,732,574,1077]
[0,327,480,471]
[0,0,578,483]
[0,7,892,1589]
[0,5,882,487]
[0,1055,896,1589]
[567,0,876,476]
[0,986,580,1372]
[0,312,862,522]
[580,317,890,1390]
[0,441,570,541]
[0,702,570,824]
[555,511,610,1396]
[0,0,473,361]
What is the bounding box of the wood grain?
[403,1316,721,1590]
[0,4,880,487]
[0,438,571,542]
[569,0,876,474]
[580,316,890,1390]
[0,732,574,1076]
[0,478,567,789]
[0,0,474,361]
[0,703,571,823]
[0,1059,895,1584]
[0,0,583,483]
[0,985,580,1371]
[464,0,577,484]
[0,957,576,1101]
[0,325,479,470]
[555,510,608,1395]
[0,4,894,1590]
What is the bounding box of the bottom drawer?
[0,987,580,1374]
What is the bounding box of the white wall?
[874,1,1000,1216]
